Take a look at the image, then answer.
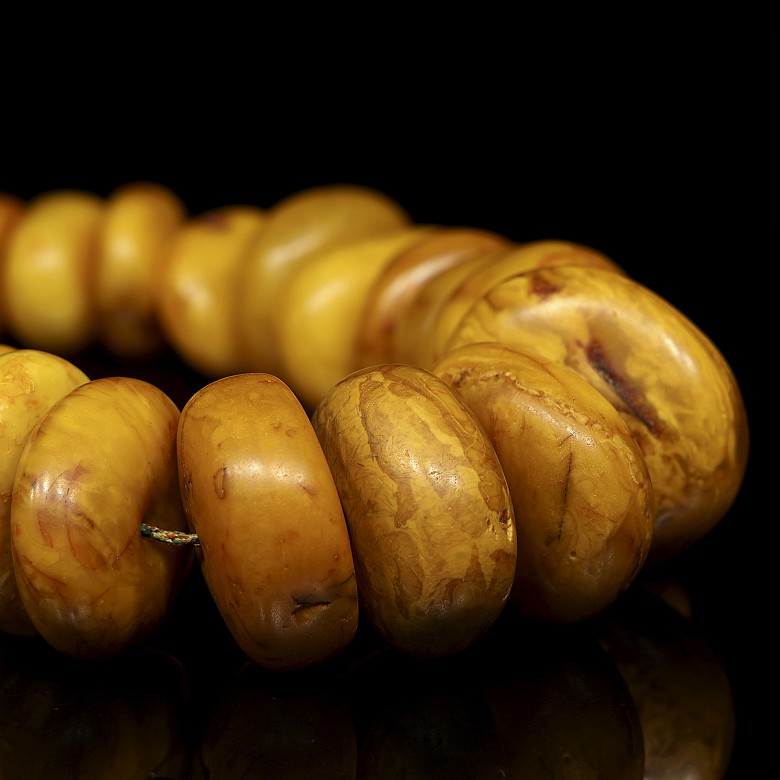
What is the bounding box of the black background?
[1,28,771,777]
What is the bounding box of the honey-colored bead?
[0,193,25,336]
[178,373,358,671]
[2,190,103,354]
[0,349,89,636]
[11,377,192,658]
[96,181,186,358]
[356,226,513,368]
[157,205,267,378]
[434,343,655,623]
[426,239,625,369]
[393,249,509,368]
[0,193,24,249]
[445,266,749,563]
[274,225,432,410]
[236,184,411,376]
[311,364,517,657]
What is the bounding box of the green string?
[140,523,201,547]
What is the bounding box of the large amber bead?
[434,343,654,623]
[177,373,358,670]
[445,266,749,563]
[11,377,192,658]
[311,364,516,657]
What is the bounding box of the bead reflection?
[0,573,736,779]
[0,639,192,779]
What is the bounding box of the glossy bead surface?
[178,372,358,670]
[435,342,655,623]
[312,364,517,656]
[446,266,749,563]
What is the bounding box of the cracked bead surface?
[425,239,625,369]
[445,266,749,563]
[434,343,655,623]
[311,363,516,657]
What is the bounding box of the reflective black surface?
[1,38,767,775]
[0,212,763,778]
[0,335,762,778]
[0,543,748,778]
